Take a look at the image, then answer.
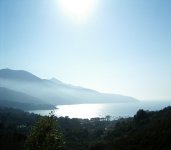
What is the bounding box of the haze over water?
[30,101,171,119]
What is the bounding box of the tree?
[25,114,64,150]
[105,115,111,121]
[134,109,148,125]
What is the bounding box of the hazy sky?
[0,0,171,100]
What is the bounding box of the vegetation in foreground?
[0,106,171,150]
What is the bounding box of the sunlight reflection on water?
[55,104,105,119]
[29,101,171,119]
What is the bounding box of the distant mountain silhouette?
[0,87,55,110]
[0,68,41,82]
[0,68,138,106]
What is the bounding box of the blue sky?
[0,0,171,100]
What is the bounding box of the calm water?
[29,101,171,119]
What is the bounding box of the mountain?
[0,68,42,82]
[0,68,138,105]
[0,87,55,110]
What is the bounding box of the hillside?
[0,68,41,82]
[0,69,138,105]
[0,87,55,110]
[0,106,171,150]
[91,106,171,150]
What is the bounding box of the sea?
[29,101,171,119]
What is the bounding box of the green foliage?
[134,109,149,125]
[91,107,171,150]
[1,106,171,150]
[26,114,64,150]
[0,107,37,150]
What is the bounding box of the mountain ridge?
[0,68,42,82]
[0,68,138,105]
[0,87,55,110]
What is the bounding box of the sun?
[59,0,97,22]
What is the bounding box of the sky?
[0,0,171,100]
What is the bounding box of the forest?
[0,106,171,150]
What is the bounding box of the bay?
[29,101,171,119]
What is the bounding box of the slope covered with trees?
[0,106,171,150]
[91,107,171,150]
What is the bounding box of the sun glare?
[59,0,97,22]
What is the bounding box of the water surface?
[29,101,171,119]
